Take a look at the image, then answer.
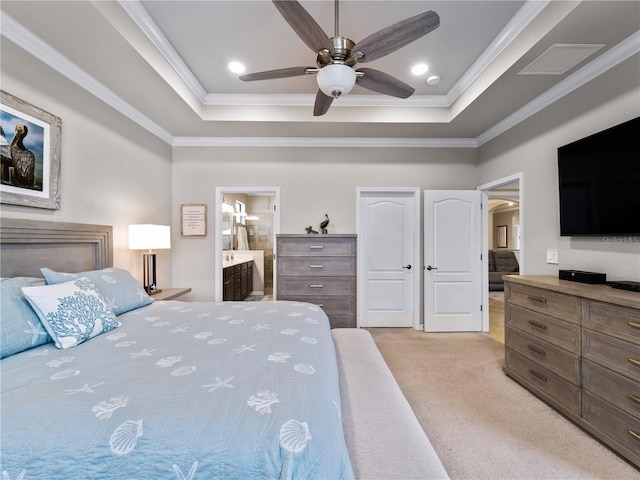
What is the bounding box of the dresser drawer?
[583,299,640,345]
[582,391,640,466]
[507,283,580,324]
[506,304,580,354]
[583,359,640,420]
[278,277,356,296]
[583,330,640,383]
[505,348,581,416]
[278,256,355,277]
[506,327,580,384]
[277,236,356,256]
[277,295,355,328]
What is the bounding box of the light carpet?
[367,328,638,479]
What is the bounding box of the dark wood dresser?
[276,234,356,328]
[503,275,640,468]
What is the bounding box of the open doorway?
[478,173,523,341]
[214,187,280,302]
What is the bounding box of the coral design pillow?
[22,277,120,349]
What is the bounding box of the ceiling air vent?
[519,44,606,75]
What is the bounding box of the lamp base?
[142,252,162,296]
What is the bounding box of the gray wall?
[0,41,173,284]
[478,56,640,281]
[171,147,478,300]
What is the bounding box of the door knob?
[403,264,412,270]
[426,265,438,271]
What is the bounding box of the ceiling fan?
[239,0,440,116]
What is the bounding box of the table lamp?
[128,224,171,295]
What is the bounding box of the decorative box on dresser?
[276,234,356,328]
[503,275,640,468]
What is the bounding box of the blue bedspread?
[1,300,354,479]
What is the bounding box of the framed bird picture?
[1,90,61,209]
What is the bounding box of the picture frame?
[497,225,508,248]
[181,203,207,236]
[1,90,62,209]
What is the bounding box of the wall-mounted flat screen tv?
[558,117,640,236]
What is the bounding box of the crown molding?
[204,93,450,107]
[477,29,640,146]
[0,12,174,144]
[172,136,478,149]
[117,0,208,102]
[446,0,550,105]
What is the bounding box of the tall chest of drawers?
[276,234,356,328]
[504,275,640,468]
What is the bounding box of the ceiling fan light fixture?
[317,64,356,98]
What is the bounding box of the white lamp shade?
[317,64,356,98]
[128,224,171,250]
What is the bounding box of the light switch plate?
[546,248,559,264]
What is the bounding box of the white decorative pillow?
[22,277,120,349]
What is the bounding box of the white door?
[357,189,419,328]
[424,190,482,332]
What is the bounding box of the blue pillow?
[1,277,52,358]
[22,277,120,349]
[41,267,152,315]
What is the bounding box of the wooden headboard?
[0,218,113,277]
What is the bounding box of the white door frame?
[356,187,422,330]
[214,187,280,302]
[477,172,524,332]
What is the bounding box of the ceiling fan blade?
[240,67,313,82]
[272,1,333,54]
[356,68,415,98]
[353,10,440,63]
[313,90,334,116]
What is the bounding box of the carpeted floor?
[367,328,639,479]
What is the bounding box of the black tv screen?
[558,117,640,236]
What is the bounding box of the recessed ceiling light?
[411,63,428,76]
[228,61,245,74]
[426,75,440,86]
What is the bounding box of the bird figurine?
[320,213,330,234]
[305,225,318,234]
[9,124,36,188]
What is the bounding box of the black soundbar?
[558,269,606,284]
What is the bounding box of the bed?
[0,219,354,479]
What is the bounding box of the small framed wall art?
[181,203,207,236]
[1,90,62,209]
[497,225,508,248]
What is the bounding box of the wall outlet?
[546,248,559,264]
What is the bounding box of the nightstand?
[151,287,191,301]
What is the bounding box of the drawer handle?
[629,321,640,330]
[528,295,547,304]
[528,369,547,383]
[629,430,640,442]
[528,320,547,330]
[309,265,324,269]
[628,358,640,368]
[629,394,640,406]
[527,345,546,357]
[309,245,324,250]
[309,284,324,288]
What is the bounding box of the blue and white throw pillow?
[41,267,152,315]
[0,277,52,358]
[22,277,120,349]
